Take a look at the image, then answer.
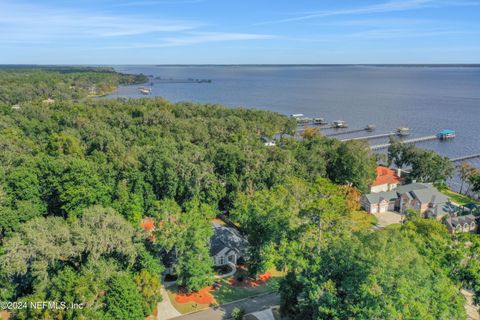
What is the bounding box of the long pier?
[325,128,372,137]
[450,154,480,162]
[342,132,395,142]
[370,135,437,150]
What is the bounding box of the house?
[163,222,248,275]
[361,191,398,213]
[444,214,478,234]
[210,222,248,266]
[362,182,451,218]
[370,166,401,193]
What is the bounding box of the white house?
[370,166,401,193]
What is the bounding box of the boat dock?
[450,154,480,162]
[370,135,437,150]
[341,132,396,142]
[326,127,373,137]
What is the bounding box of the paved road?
[169,292,280,320]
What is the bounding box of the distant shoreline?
[1,64,480,68]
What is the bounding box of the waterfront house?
[370,166,401,193]
[444,214,478,234]
[362,183,450,217]
[361,191,398,213]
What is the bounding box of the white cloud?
[105,32,275,48]
[255,0,477,25]
[0,1,199,43]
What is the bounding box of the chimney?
[396,168,402,178]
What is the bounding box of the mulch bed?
[174,286,215,305]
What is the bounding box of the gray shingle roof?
[446,214,478,228]
[395,183,432,195]
[410,188,449,205]
[364,191,398,204]
[210,222,248,257]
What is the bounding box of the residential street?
[169,293,280,320]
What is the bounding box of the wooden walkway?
[370,135,437,150]
[450,154,480,162]
[326,128,371,137]
[342,132,395,142]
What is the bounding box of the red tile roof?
[372,166,401,186]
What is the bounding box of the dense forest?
[0,66,148,104]
[0,68,479,320]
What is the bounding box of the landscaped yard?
[212,269,283,304]
[441,188,479,206]
[166,268,284,314]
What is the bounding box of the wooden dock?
[342,132,395,142]
[326,128,372,137]
[370,135,437,150]
[450,154,480,162]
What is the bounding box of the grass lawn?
[441,188,479,206]
[212,269,284,304]
[166,268,285,314]
[350,211,378,231]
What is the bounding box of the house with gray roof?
[210,222,248,266]
[362,182,452,218]
[444,214,479,234]
[163,222,248,275]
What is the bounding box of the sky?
[0,0,479,64]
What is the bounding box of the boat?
[291,114,304,118]
[332,120,348,128]
[313,117,328,125]
[139,87,151,95]
[291,114,312,124]
[397,127,410,136]
[365,124,376,131]
[437,129,456,139]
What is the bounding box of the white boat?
[313,117,327,125]
[139,87,151,95]
[397,127,410,136]
[332,120,348,128]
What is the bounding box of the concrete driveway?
[373,211,404,228]
[157,286,181,320]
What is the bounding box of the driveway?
[157,286,181,320]
[169,292,280,320]
[373,211,404,228]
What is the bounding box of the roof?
[410,188,449,205]
[395,183,432,195]
[364,191,398,204]
[438,129,456,135]
[162,222,249,267]
[446,214,478,228]
[372,166,401,187]
[210,222,248,257]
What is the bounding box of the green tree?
[105,273,144,320]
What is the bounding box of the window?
[219,256,225,265]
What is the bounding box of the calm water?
[108,65,480,189]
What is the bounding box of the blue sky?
[1,0,479,64]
